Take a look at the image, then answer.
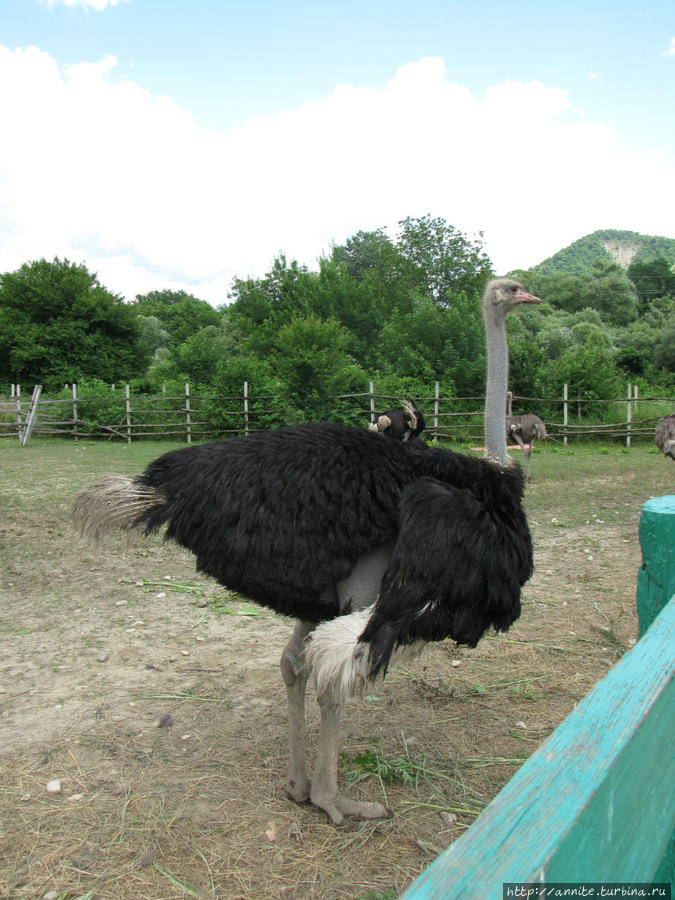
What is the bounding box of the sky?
[1,0,674,306]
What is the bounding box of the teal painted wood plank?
[637,495,675,636]
[400,597,675,899]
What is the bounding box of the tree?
[524,264,638,326]
[132,289,222,346]
[144,325,232,388]
[137,315,170,357]
[376,294,456,383]
[395,215,493,306]
[536,332,622,418]
[331,229,413,316]
[227,256,316,357]
[578,261,638,326]
[271,315,365,423]
[0,258,145,388]
[627,256,675,315]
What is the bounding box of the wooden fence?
[400,495,675,897]
[1,381,672,445]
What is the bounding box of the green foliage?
[0,258,146,389]
[522,264,638,326]
[145,325,231,388]
[536,332,623,418]
[627,256,675,315]
[137,315,170,357]
[223,217,495,414]
[132,289,222,346]
[271,315,366,424]
[339,744,417,786]
[2,223,671,425]
[227,256,316,357]
[313,257,389,370]
[505,312,545,404]
[396,214,493,305]
[206,354,283,433]
[377,295,456,382]
[52,378,126,434]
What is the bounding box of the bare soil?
[0,439,672,899]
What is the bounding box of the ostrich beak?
[515,290,541,305]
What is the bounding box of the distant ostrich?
[655,414,675,460]
[369,399,426,442]
[72,277,540,825]
[506,391,548,482]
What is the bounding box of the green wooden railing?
[401,495,675,898]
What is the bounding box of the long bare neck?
[484,310,509,466]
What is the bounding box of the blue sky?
[1,0,674,303]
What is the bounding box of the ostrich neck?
[484,316,508,466]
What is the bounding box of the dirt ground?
[0,439,672,900]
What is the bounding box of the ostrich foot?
[286,774,312,804]
[310,790,392,826]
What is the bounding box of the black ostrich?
[506,391,549,481]
[72,277,540,825]
[369,399,426,442]
[655,414,675,460]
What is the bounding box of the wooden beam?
[401,597,675,898]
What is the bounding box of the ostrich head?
[482,278,541,467]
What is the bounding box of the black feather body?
[134,424,532,669]
[138,424,410,622]
[361,449,532,677]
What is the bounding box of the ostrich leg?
[513,432,532,481]
[310,693,390,825]
[307,543,394,824]
[281,619,315,803]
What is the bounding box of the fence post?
[369,381,375,424]
[563,383,568,446]
[626,382,632,448]
[72,383,78,441]
[243,381,249,436]
[185,382,192,444]
[434,382,440,440]
[637,495,675,638]
[125,383,132,443]
[15,385,22,442]
[20,385,42,446]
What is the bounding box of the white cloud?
[0,47,674,304]
[40,0,129,10]
[661,37,675,57]
[587,71,604,80]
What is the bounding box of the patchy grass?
[0,438,672,898]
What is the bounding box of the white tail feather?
[306,605,426,703]
[72,475,161,540]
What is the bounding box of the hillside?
[532,229,675,275]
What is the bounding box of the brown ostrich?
[506,391,548,481]
[655,414,675,460]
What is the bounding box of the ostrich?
[655,414,675,460]
[368,398,426,442]
[506,391,548,482]
[72,277,540,825]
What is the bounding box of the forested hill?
[532,229,675,275]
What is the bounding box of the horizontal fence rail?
[0,382,673,445]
